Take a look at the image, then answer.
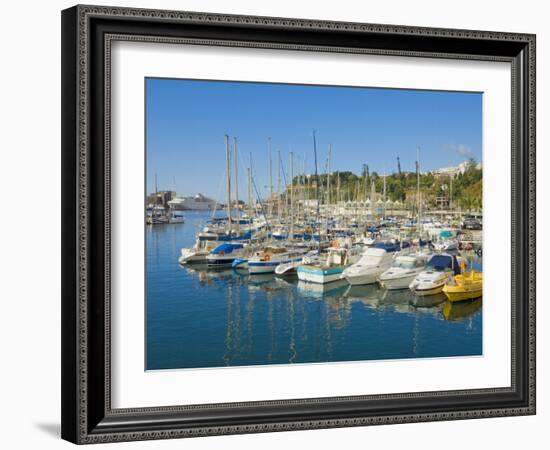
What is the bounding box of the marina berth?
[206,243,246,267]
[378,254,429,290]
[342,247,395,286]
[409,253,463,297]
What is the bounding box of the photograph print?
[145,78,483,371]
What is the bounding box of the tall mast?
[268,138,273,207]
[233,137,240,234]
[248,152,253,218]
[225,134,232,233]
[327,144,332,205]
[303,153,307,222]
[371,181,376,216]
[154,173,158,194]
[337,171,340,204]
[277,149,281,220]
[313,131,320,249]
[355,179,359,220]
[383,166,387,218]
[247,167,252,217]
[416,146,421,230]
[449,174,453,210]
[363,165,367,201]
[290,151,294,240]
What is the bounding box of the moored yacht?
[248,245,313,274]
[297,246,362,284]
[178,238,219,264]
[274,250,321,276]
[205,243,246,267]
[378,254,428,290]
[409,253,463,296]
[341,247,395,286]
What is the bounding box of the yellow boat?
[442,271,483,302]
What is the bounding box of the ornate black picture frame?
[61,4,536,444]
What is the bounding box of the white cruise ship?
[167,193,216,211]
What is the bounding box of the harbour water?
[146,211,482,370]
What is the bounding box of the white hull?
[249,255,307,274]
[274,262,298,276]
[344,271,380,286]
[341,247,394,286]
[409,254,459,297]
[178,250,209,264]
[379,274,417,290]
[411,283,446,296]
[249,264,280,274]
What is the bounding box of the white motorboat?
[341,247,395,286]
[274,251,321,276]
[409,253,463,296]
[297,246,362,284]
[178,238,219,264]
[378,254,429,290]
[205,243,246,267]
[248,245,312,274]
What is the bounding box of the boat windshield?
[392,259,416,269]
[426,255,452,272]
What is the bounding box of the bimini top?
[426,254,460,275]
[210,243,244,255]
[373,241,400,253]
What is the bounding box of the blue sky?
[146,78,482,201]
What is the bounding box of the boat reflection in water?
[297,279,349,299]
[148,223,482,370]
[410,292,447,308]
[183,264,237,285]
[442,298,482,321]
